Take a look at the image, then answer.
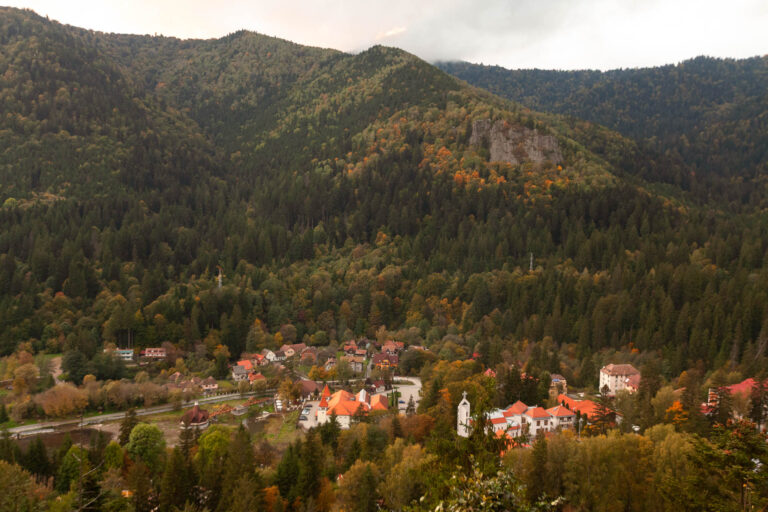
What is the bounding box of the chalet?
[599,364,641,396]
[273,350,286,362]
[262,349,276,362]
[300,347,318,365]
[202,376,219,393]
[180,402,209,430]
[324,357,337,371]
[381,340,404,355]
[316,388,388,429]
[341,355,365,373]
[342,341,358,355]
[279,343,308,358]
[141,347,166,359]
[354,348,368,358]
[372,353,398,370]
[232,365,248,382]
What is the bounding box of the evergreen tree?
[0,403,8,424]
[159,447,193,512]
[119,408,138,446]
[275,441,300,499]
[296,431,322,500]
[390,413,403,440]
[23,436,51,479]
[527,436,548,502]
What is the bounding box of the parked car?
[299,415,308,421]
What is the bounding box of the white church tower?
[457,391,471,437]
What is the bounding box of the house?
[273,350,286,362]
[546,405,576,430]
[113,349,134,362]
[705,377,768,420]
[236,359,254,372]
[599,364,641,396]
[202,376,219,393]
[341,355,365,373]
[232,365,248,382]
[300,347,318,365]
[248,372,266,385]
[342,341,358,355]
[297,379,320,399]
[324,357,337,371]
[180,402,209,430]
[141,347,166,359]
[316,387,388,429]
[549,374,567,398]
[372,353,398,370]
[262,349,276,362]
[382,340,404,355]
[354,349,368,358]
[280,343,307,358]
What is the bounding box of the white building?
[457,391,471,437]
[599,364,641,396]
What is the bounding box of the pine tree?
[527,436,548,502]
[390,413,403,440]
[159,447,192,512]
[23,436,51,478]
[296,431,322,500]
[119,408,138,446]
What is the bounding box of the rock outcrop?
[470,119,563,165]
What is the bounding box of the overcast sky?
[5,0,768,70]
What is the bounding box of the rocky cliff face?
[469,119,563,165]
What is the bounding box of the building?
[141,347,166,359]
[115,349,134,362]
[341,355,365,373]
[202,376,218,393]
[316,387,388,429]
[180,402,210,430]
[599,364,641,396]
[457,391,471,437]
[458,396,577,440]
[549,374,567,398]
[231,365,248,382]
[371,353,398,370]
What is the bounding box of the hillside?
[438,57,768,206]
[0,7,767,386]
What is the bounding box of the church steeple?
[457,390,470,437]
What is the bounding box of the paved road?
[8,390,274,438]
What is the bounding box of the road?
[8,390,274,438]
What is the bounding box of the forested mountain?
[438,57,768,205]
[0,6,767,386]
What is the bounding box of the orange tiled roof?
[525,406,551,419]
[504,400,529,416]
[546,405,575,417]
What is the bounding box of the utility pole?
[529,252,534,272]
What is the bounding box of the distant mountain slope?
[1,8,768,380]
[439,57,768,204]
